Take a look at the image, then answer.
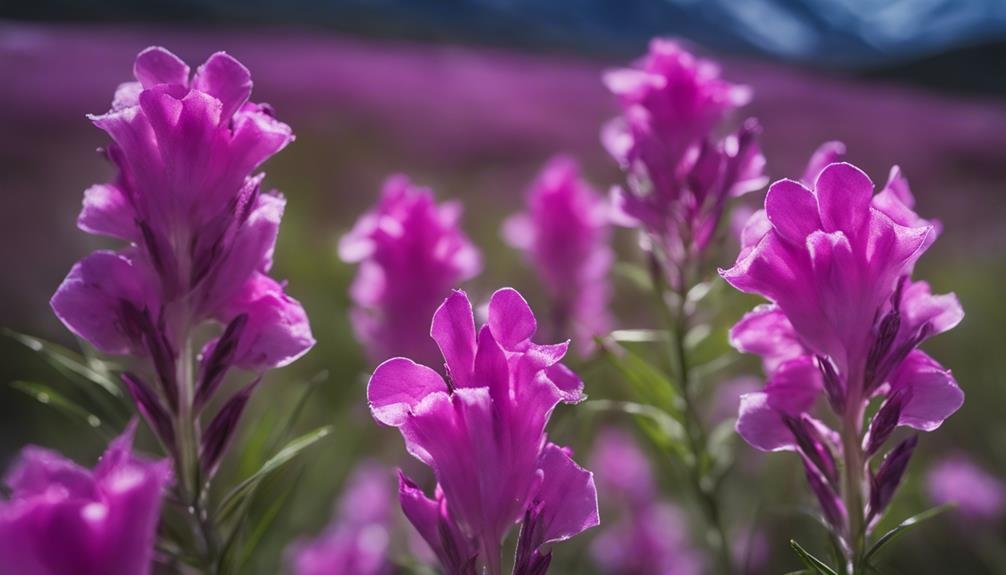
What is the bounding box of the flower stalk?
[652,252,734,574]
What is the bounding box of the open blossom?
[926,455,1006,522]
[340,176,482,366]
[49,47,315,457]
[603,39,766,273]
[722,144,963,536]
[287,462,393,575]
[589,429,705,575]
[0,424,171,575]
[502,156,613,353]
[368,288,598,574]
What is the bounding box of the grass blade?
[790,539,838,575]
[863,504,953,562]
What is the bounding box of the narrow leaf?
[10,380,113,437]
[609,329,668,343]
[215,426,333,522]
[5,329,122,398]
[585,399,688,459]
[863,504,953,562]
[790,540,838,575]
[596,337,682,417]
[233,468,304,571]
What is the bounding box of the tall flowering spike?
[340,176,482,366]
[502,156,613,354]
[724,145,963,560]
[589,428,705,575]
[925,455,1006,522]
[286,462,394,575]
[50,46,315,409]
[0,424,171,575]
[604,39,766,273]
[367,288,595,573]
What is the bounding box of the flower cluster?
[926,455,1005,522]
[368,288,599,574]
[589,429,705,575]
[722,145,963,549]
[503,156,613,353]
[0,424,171,575]
[340,175,482,366]
[49,47,314,472]
[287,461,393,575]
[604,39,766,280]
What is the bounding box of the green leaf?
[609,329,668,343]
[4,329,122,398]
[585,399,688,459]
[10,380,114,438]
[790,540,839,575]
[266,370,328,454]
[215,425,333,523]
[596,337,682,417]
[863,504,953,562]
[232,468,304,572]
[614,262,654,293]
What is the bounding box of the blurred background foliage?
[1,1,1004,573]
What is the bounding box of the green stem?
[174,334,221,574]
[841,403,867,574]
[479,535,502,575]
[651,252,734,574]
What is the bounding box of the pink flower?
[604,39,766,275]
[926,455,1006,522]
[368,289,598,574]
[0,424,171,575]
[503,156,613,353]
[49,46,314,472]
[287,462,393,575]
[589,428,706,575]
[722,145,964,536]
[340,175,482,366]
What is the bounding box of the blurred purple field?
[2,18,1005,575]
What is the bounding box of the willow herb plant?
[1,47,325,575]
[596,38,767,573]
[722,145,964,574]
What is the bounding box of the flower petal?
[487,287,537,350]
[431,290,477,388]
[814,162,874,236]
[77,184,137,241]
[765,179,820,244]
[133,46,189,88]
[216,273,315,370]
[49,250,156,355]
[533,443,599,545]
[191,52,252,121]
[368,358,448,427]
[894,351,963,432]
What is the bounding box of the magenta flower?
[503,156,613,354]
[287,462,393,575]
[340,175,482,366]
[722,148,964,549]
[926,455,1006,522]
[368,288,598,574]
[0,424,171,575]
[604,39,766,276]
[48,47,315,459]
[590,429,705,575]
